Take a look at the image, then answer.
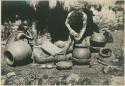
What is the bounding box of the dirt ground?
[1,31,124,85]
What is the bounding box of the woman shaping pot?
[64,10,88,54]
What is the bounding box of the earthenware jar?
[4,40,32,66]
[90,32,106,47]
[72,43,91,59]
[99,48,115,64]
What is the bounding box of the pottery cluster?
[4,29,113,68]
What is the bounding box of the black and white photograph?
[1,0,124,85]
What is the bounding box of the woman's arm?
[65,11,79,37]
[79,12,87,37]
[65,11,73,31]
[74,12,87,41]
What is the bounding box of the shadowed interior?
[4,51,14,65]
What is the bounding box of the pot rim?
[99,48,112,57]
[90,39,106,43]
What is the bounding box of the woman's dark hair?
[68,10,84,33]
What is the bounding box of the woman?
[64,10,88,54]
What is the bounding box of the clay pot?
[4,40,32,66]
[72,44,91,59]
[98,48,115,65]
[99,48,112,57]
[72,43,91,64]
[90,32,106,47]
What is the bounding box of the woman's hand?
[69,30,82,43]
[70,30,79,37]
[74,35,81,43]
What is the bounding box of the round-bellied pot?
[4,40,32,66]
[90,32,106,53]
[72,43,91,64]
[72,44,91,59]
[90,32,106,47]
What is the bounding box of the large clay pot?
[4,40,32,66]
[72,44,91,59]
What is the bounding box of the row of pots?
[72,31,114,65]
[72,31,106,63]
[4,31,112,66]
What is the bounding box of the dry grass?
[105,31,124,56]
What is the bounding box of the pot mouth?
[99,48,112,57]
[4,51,14,65]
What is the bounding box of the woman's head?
[68,10,87,33]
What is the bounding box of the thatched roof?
[26,0,117,11]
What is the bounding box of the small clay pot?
[99,48,112,57]
[99,48,115,65]
[4,40,32,66]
